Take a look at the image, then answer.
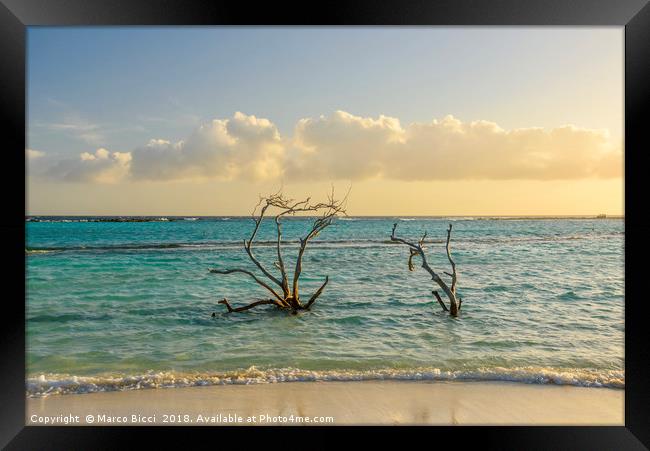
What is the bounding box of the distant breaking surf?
[25,232,624,255]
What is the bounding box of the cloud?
[128,112,284,181]
[26,149,45,159]
[287,111,404,180]
[45,148,131,183]
[32,111,622,184]
[289,111,621,181]
[38,114,105,146]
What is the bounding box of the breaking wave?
[26,366,624,397]
[25,231,624,255]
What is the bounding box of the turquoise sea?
[26,217,624,396]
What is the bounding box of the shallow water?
[26,217,624,396]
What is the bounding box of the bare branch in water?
[432,290,449,312]
[303,276,329,310]
[208,268,285,303]
[210,189,348,314]
[217,298,283,313]
[391,222,461,316]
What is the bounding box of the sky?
[26,27,624,216]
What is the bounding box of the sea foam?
[26,366,624,398]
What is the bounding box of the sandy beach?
[26,381,624,426]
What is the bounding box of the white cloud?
[32,111,622,184]
[128,112,284,181]
[289,112,621,181]
[45,148,131,184]
[26,149,45,159]
[41,114,105,146]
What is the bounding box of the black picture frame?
[2,0,648,448]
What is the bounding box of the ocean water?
[26,217,624,396]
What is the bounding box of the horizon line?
[25,214,625,218]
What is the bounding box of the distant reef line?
[25,215,623,223]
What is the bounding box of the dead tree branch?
[218,298,283,313]
[432,290,449,312]
[303,276,329,310]
[210,189,348,314]
[208,268,285,303]
[445,224,458,294]
[391,222,462,316]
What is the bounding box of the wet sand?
[26,381,624,426]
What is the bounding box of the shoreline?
[26,380,624,426]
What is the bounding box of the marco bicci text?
[29,413,335,424]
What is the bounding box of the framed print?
[2,0,649,448]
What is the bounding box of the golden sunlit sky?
[27,27,623,216]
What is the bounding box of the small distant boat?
[596,214,607,219]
